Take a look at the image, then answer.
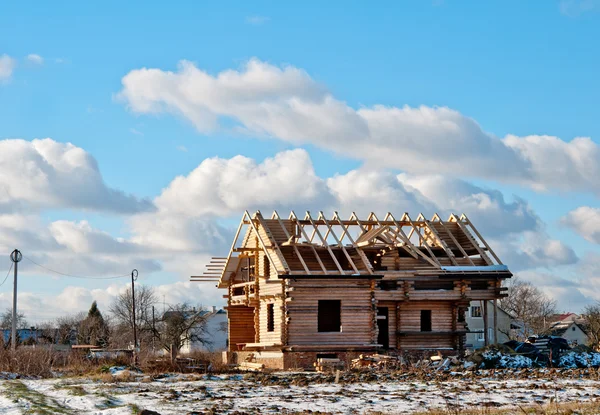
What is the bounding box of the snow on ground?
[0,372,599,414]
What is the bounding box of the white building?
[180,307,227,354]
[465,301,520,349]
[548,314,589,346]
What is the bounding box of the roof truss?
[192,211,506,286]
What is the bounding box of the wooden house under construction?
[192,211,512,369]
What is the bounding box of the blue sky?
[1,0,600,320]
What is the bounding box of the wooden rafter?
[272,211,310,274]
[305,211,346,274]
[432,213,474,266]
[333,211,374,274]
[318,211,359,274]
[401,213,442,267]
[383,212,423,261]
[461,214,502,265]
[246,211,291,273]
[449,213,492,265]
[290,211,328,274]
[418,213,458,266]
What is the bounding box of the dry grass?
[0,346,228,379]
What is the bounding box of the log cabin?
[192,211,512,369]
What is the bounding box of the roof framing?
[191,211,507,287]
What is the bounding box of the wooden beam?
[245,211,290,273]
[387,212,439,266]
[449,214,493,265]
[272,210,310,274]
[432,213,475,266]
[319,211,360,274]
[290,211,328,274]
[419,214,458,266]
[462,214,503,264]
[482,300,489,347]
[334,211,374,275]
[305,211,346,274]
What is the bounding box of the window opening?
[267,303,274,332]
[420,310,432,332]
[318,300,341,332]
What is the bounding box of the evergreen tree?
[78,301,109,347]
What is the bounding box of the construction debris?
[314,357,344,372]
[238,361,265,371]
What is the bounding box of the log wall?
[397,301,454,349]
[227,305,256,351]
[286,278,375,346]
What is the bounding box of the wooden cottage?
[192,211,512,369]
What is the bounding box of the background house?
[179,306,227,354]
[548,313,588,346]
[465,301,521,349]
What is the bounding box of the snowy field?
[0,371,600,414]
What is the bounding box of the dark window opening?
[414,280,454,290]
[470,280,489,290]
[267,303,274,332]
[264,256,271,278]
[232,286,244,296]
[420,310,432,332]
[316,353,338,359]
[378,280,398,291]
[377,307,389,349]
[318,300,341,332]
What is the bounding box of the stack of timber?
[238,361,265,371]
[313,357,345,372]
[351,354,403,370]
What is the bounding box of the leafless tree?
[37,313,85,345]
[157,303,210,356]
[582,303,600,350]
[109,285,157,348]
[500,278,556,338]
[0,309,28,330]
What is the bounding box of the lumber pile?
[351,354,403,370]
[314,357,345,372]
[236,353,265,372]
[238,361,265,371]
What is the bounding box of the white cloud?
[398,174,540,238]
[494,231,578,271]
[154,149,334,217]
[0,214,161,278]
[0,138,153,214]
[26,54,44,65]
[0,54,16,81]
[562,206,600,244]
[245,15,270,25]
[119,59,600,194]
[326,169,434,217]
[0,281,221,324]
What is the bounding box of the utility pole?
[10,249,22,351]
[152,305,156,353]
[131,269,138,364]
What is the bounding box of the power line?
[22,256,130,280]
[0,262,13,288]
